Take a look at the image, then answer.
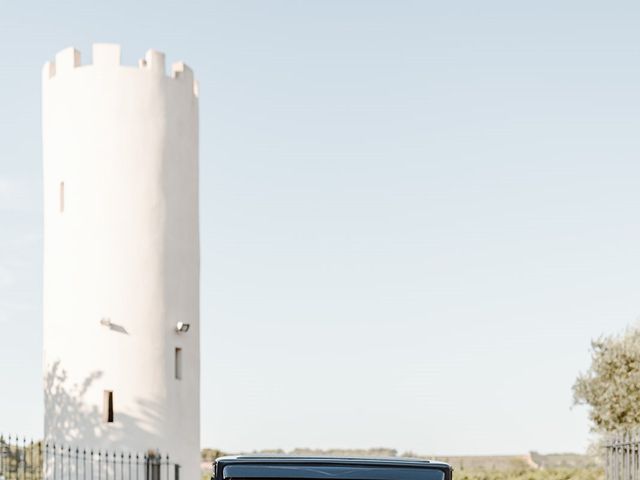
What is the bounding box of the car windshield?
[223,465,445,480]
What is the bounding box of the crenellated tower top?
[42,43,198,97]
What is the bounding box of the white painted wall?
[42,44,200,480]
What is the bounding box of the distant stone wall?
[529,451,600,469]
[429,454,534,471]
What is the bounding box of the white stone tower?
[42,44,199,480]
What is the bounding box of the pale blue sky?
[2,0,640,455]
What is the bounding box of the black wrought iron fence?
[0,436,180,480]
[605,431,640,480]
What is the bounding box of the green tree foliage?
[573,327,640,431]
[201,448,228,462]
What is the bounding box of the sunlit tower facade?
[42,44,200,480]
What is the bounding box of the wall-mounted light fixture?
[176,322,190,333]
[100,317,112,327]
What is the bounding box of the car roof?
[215,455,450,469]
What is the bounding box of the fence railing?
[0,436,180,480]
[605,431,640,480]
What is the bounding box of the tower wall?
[42,44,200,480]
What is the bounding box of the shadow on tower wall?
[44,361,165,454]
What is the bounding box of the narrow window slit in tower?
[59,181,64,213]
[103,390,114,423]
[175,347,182,380]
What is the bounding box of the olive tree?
[573,327,640,431]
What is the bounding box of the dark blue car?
[213,456,452,480]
